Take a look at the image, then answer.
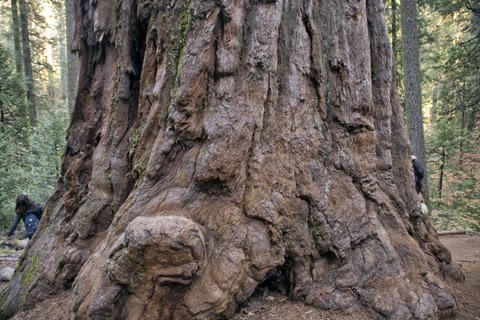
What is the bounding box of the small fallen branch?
[438,230,467,236]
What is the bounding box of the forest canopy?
[0,0,69,227]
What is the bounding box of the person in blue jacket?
[411,155,425,194]
[7,193,43,239]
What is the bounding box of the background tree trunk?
[18,0,36,127]
[57,1,68,102]
[0,0,463,319]
[400,0,429,199]
[65,0,77,115]
[10,0,23,75]
[390,0,400,77]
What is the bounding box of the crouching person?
[7,193,43,239]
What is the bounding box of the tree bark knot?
[107,215,207,288]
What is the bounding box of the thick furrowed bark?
[0,1,462,319]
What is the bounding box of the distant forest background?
[0,0,478,231]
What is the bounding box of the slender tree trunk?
[391,0,397,48]
[10,0,23,74]
[0,1,463,319]
[18,0,36,127]
[48,67,55,100]
[431,85,438,124]
[438,146,445,198]
[0,78,3,125]
[58,1,68,101]
[458,102,468,165]
[401,0,429,200]
[65,0,78,114]
[391,0,399,71]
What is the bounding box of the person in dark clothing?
[7,193,43,239]
[411,155,425,194]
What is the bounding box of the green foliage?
[419,1,480,231]
[387,0,480,230]
[426,118,480,231]
[0,43,29,228]
[384,0,405,99]
[27,102,68,202]
[421,1,480,231]
[0,100,67,232]
[421,0,479,121]
[0,2,14,44]
[0,0,70,232]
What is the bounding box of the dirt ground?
[0,233,479,320]
[440,234,480,320]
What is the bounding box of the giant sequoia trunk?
[0,0,463,319]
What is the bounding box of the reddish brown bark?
[0,0,463,319]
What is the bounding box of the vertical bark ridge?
[0,1,463,319]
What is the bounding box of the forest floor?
[0,233,479,319]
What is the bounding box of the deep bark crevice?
[0,1,464,319]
